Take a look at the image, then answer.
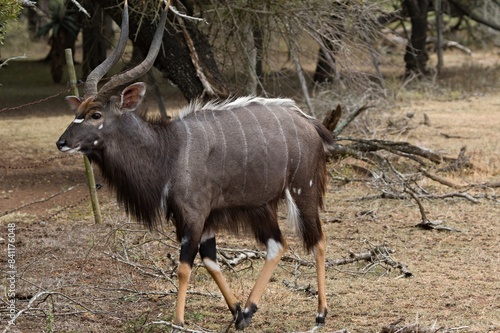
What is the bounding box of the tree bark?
[403,0,429,76]
[95,0,228,101]
[82,2,109,79]
[313,14,344,84]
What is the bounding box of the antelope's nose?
[56,139,67,150]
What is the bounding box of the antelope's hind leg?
[292,190,328,326]
[313,233,328,325]
[236,234,286,330]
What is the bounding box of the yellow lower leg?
[174,262,192,326]
[203,258,239,313]
[245,238,286,309]
[315,235,328,324]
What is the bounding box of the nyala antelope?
[56,0,332,330]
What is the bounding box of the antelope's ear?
[120,82,146,112]
[65,96,82,115]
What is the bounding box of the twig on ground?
[2,291,95,333]
[327,244,412,278]
[333,105,371,137]
[146,320,213,332]
[1,185,81,217]
[380,318,469,333]
[0,55,27,69]
[405,189,461,232]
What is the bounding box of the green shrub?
[0,0,23,44]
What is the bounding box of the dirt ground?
[1,50,500,333]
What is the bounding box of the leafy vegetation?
[0,0,22,44]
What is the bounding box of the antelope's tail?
[311,118,335,153]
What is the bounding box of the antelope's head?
[56,0,169,155]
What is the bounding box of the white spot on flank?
[202,258,221,272]
[72,118,84,124]
[297,188,302,195]
[266,238,283,260]
[309,179,313,187]
[98,124,104,130]
[93,140,98,146]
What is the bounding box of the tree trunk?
[313,14,344,84]
[82,2,109,79]
[28,0,50,39]
[313,38,340,84]
[403,0,429,76]
[96,0,228,101]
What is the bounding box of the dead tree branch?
[332,105,371,137]
[2,291,95,333]
[381,318,469,333]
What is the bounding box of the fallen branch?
[1,185,81,217]
[146,320,212,332]
[327,244,412,278]
[405,188,461,232]
[338,137,452,165]
[381,318,469,333]
[332,105,371,137]
[2,291,95,333]
[0,54,27,69]
[419,168,463,189]
[437,146,471,172]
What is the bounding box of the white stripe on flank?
[211,112,227,185]
[194,111,209,152]
[181,119,193,198]
[285,188,301,232]
[245,106,269,192]
[229,109,248,194]
[266,238,283,260]
[280,105,302,183]
[72,118,84,124]
[264,104,289,186]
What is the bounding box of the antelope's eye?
[91,112,102,120]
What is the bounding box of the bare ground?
[1,55,500,333]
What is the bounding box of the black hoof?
[315,308,328,326]
[234,303,258,330]
[171,323,184,333]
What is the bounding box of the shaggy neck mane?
[91,114,177,229]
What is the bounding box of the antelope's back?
[170,97,330,207]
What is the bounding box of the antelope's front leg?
[174,233,200,329]
[199,230,241,317]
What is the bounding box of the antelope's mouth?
[58,145,82,154]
